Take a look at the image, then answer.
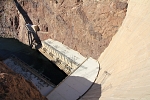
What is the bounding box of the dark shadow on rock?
[14,0,42,49]
[14,0,33,24]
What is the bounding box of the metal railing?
[40,48,74,75]
[41,43,83,74]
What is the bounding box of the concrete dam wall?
[1,0,150,99]
[37,0,150,99]
[38,38,99,100]
[81,0,150,99]
[39,39,87,75]
[25,19,100,100]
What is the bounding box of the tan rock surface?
[0,0,127,59]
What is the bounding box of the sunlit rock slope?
[0,0,127,59]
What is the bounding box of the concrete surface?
[39,39,100,100]
[39,39,87,74]
[81,0,150,99]
[3,57,55,96]
[47,57,99,100]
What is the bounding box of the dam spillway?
[39,0,150,99]
[80,0,150,99]
[1,0,150,99]
[25,20,100,99]
[39,38,87,75]
[39,39,100,100]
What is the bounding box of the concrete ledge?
[46,57,100,100]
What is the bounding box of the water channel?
[0,37,67,85]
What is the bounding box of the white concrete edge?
[46,57,100,100]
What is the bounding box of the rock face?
[0,0,19,38]
[0,61,47,100]
[0,0,127,59]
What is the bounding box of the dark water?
[0,37,67,85]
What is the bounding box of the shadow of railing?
[78,81,101,100]
[14,0,42,49]
[46,76,101,100]
[75,76,101,100]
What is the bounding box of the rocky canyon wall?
[0,0,127,59]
